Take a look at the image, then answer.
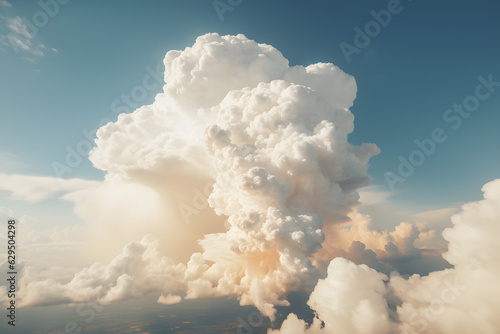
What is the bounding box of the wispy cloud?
[1,16,55,60]
[0,151,25,171]
[0,4,58,62]
[0,173,100,202]
[0,1,11,8]
[5,16,29,36]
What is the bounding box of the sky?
[1,1,500,333]
[1,0,499,208]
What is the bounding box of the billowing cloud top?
[90,33,368,179]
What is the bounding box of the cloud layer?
[18,235,185,307]
[273,178,500,334]
[0,173,99,202]
[2,33,498,334]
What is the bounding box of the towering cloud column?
[89,33,380,318]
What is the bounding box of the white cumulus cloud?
[86,33,379,320]
[273,178,500,334]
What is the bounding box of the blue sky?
[2,0,499,215]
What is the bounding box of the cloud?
[269,258,393,334]
[412,207,459,231]
[0,207,87,293]
[17,235,186,307]
[62,177,227,265]
[0,206,13,216]
[316,210,451,276]
[0,15,57,61]
[90,33,361,179]
[0,151,25,170]
[3,33,447,321]
[391,178,500,334]
[0,173,99,202]
[86,33,379,320]
[5,33,497,334]
[5,16,29,37]
[273,178,500,333]
[0,0,11,8]
[358,185,393,206]
[157,293,182,305]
